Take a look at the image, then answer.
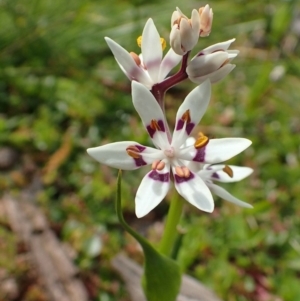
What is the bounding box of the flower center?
[164,147,175,158]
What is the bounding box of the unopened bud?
[186,39,239,84]
[199,4,213,37]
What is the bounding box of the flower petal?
[141,19,163,84]
[208,183,253,208]
[179,17,197,53]
[132,81,169,149]
[105,37,151,86]
[173,170,214,213]
[209,165,253,183]
[87,141,159,170]
[135,167,171,218]
[187,52,229,78]
[170,25,184,55]
[199,39,236,55]
[189,64,236,84]
[158,48,182,81]
[172,80,211,148]
[184,138,252,164]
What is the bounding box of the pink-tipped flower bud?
[186,39,239,84]
[170,7,200,55]
[199,4,213,37]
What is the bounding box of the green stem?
[159,194,184,257]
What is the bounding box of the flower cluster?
[88,4,252,218]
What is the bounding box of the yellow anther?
[126,145,141,159]
[150,119,161,131]
[160,38,166,51]
[137,36,142,48]
[130,52,141,66]
[194,132,209,149]
[181,109,191,123]
[223,165,233,178]
[137,36,166,51]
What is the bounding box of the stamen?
[150,119,161,131]
[137,36,142,48]
[137,36,166,51]
[152,160,160,170]
[194,132,209,149]
[126,145,141,159]
[182,166,191,178]
[130,52,141,66]
[160,38,167,51]
[223,165,233,178]
[175,166,184,177]
[152,160,166,171]
[157,161,165,170]
[175,166,191,178]
[181,109,191,123]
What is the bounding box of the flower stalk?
[159,194,184,257]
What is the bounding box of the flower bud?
[199,4,213,37]
[186,39,239,84]
[170,7,200,55]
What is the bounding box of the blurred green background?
[1,0,300,300]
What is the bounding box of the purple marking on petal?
[176,119,184,131]
[176,119,195,135]
[146,125,155,138]
[186,122,195,135]
[129,67,144,81]
[135,145,146,152]
[146,120,165,138]
[157,120,165,132]
[193,146,206,162]
[211,172,219,179]
[133,157,147,167]
[148,170,170,182]
[174,172,195,184]
[144,59,162,70]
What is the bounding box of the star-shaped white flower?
[105,19,182,89]
[87,80,252,218]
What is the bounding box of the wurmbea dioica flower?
[105,19,182,89]
[87,80,252,218]
[186,39,239,84]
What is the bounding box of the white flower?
[87,80,252,218]
[105,19,182,89]
[186,39,239,84]
[170,7,200,55]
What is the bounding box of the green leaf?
[116,171,181,301]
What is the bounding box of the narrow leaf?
[116,171,181,301]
